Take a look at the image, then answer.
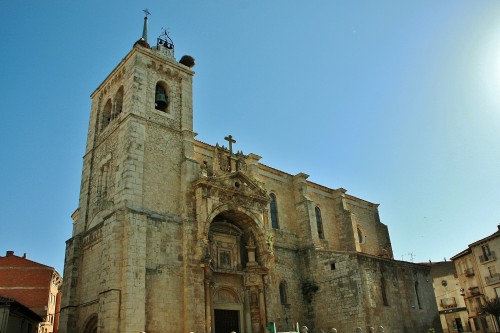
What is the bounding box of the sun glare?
[478,28,500,107]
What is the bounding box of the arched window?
[101,99,112,130]
[279,280,288,304]
[415,281,422,309]
[270,193,279,229]
[381,277,389,306]
[82,314,98,333]
[113,86,124,118]
[315,207,324,239]
[155,82,169,112]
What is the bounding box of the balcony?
[486,273,500,285]
[479,251,496,263]
[464,267,475,276]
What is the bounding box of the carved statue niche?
[209,220,244,271]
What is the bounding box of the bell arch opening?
[101,99,112,131]
[154,81,169,112]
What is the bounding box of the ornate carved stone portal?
[194,170,273,333]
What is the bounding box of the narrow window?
[330,262,336,270]
[315,207,324,239]
[101,99,112,130]
[415,281,422,309]
[357,227,364,244]
[279,280,288,304]
[270,193,279,229]
[113,86,124,118]
[155,83,169,111]
[381,277,389,306]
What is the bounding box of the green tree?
[301,280,319,304]
[482,298,500,332]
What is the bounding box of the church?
[59,15,440,333]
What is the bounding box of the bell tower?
[59,11,198,333]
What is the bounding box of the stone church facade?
[59,21,440,333]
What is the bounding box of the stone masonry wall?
[145,216,185,333]
[309,251,441,333]
[143,120,183,215]
[311,251,366,332]
[266,246,308,332]
[346,201,386,256]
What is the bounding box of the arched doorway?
[205,210,270,333]
[213,287,243,333]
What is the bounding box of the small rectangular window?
[330,263,336,270]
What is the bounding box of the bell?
[155,86,168,110]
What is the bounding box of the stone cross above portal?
[224,135,236,155]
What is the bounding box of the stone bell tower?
[59,12,198,333]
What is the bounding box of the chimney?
[23,253,27,259]
[6,251,14,256]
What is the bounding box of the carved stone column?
[258,286,267,333]
[245,272,268,333]
[244,290,252,333]
[204,265,212,333]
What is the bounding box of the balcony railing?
[469,306,484,317]
[486,273,500,285]
[441,297,457,308]
[464,268,475,276]
[479,251,496,263]
[467,287,481,297]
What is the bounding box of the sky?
[1,1,500,274]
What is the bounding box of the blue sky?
[1,1,499,274]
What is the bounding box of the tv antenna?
[401,252,415,262]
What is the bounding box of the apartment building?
[451,226,500,332]
[430,261,469,332]
[0,251,62,333]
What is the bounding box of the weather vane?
[143,8,150,17]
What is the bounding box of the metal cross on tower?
[224,135,236,155]
[141,9,150,43]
